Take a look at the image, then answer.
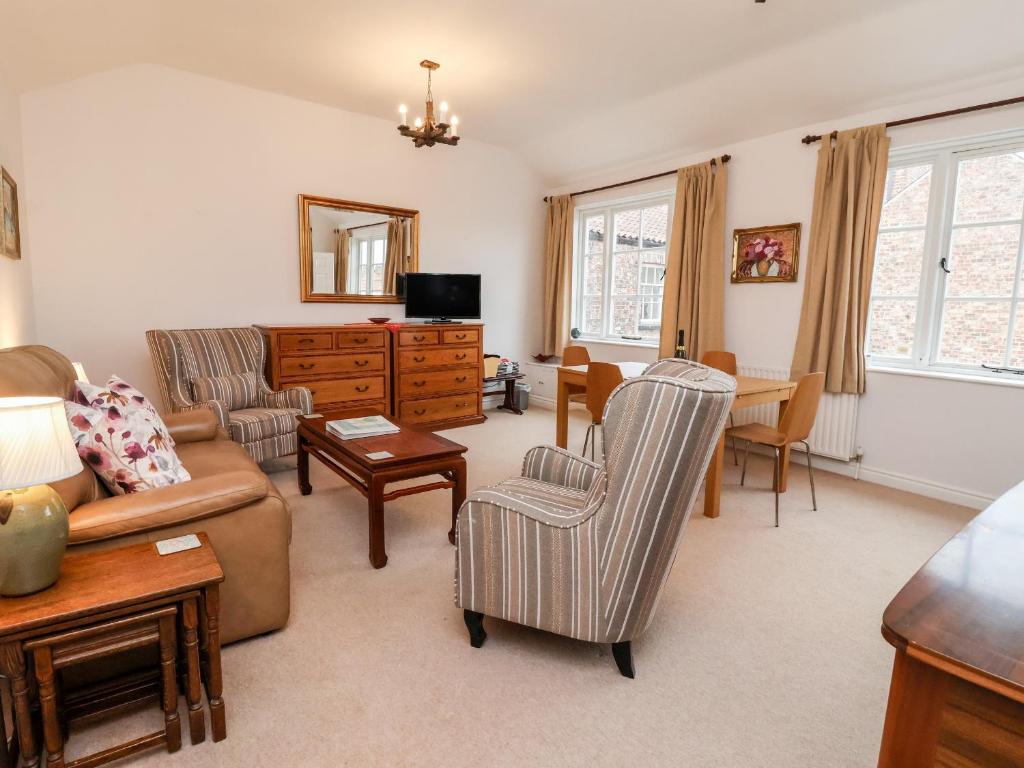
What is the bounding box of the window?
[866,132,1024,381]
[572,195,672,345]
[353,235,387,295]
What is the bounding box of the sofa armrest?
[163,408,221,444]
[521,446,601,491]
[259,386,313,414]
[69,470,270,544]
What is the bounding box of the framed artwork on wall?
[2,167,21,260]
[731,222,800,283]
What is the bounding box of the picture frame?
[2,167,21,260]
[731,222,800,283]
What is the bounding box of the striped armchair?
[146,327,313,463]
[455,359,735,677]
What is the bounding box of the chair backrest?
[561,345,590,366]
[585,362,623,425]
[700,350,737,376]
[778,372,825,443]
[145,327,268,412]
[593,358,735,640]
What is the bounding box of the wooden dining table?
[555,363,797,519]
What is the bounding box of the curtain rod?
[801,95,1024,145]
[333,221,388,233]
[542,154,731,203]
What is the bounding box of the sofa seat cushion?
[68,469,270,544]
[229,407,301,444]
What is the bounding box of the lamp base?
[0,484,69,596]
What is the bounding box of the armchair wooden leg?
[464,610,487,649]
[612,641,634,679]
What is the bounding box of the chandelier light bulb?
[439,101,449,120]
[399,104,408,125]
[414,117,423,129]
[450,115,459,137]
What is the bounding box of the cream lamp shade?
[0,396,81,492]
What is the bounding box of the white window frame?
[353,234,387,295]
[866,128,1024,385]
[571,190,674,347]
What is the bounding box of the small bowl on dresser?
[368,317,391,325]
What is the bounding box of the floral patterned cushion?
[65,377,190,495]
[191,371,260,411]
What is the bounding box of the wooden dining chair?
[582,362,624,460]
[700,351,740,466]
[726,372,825,527]
[562,345,591,405]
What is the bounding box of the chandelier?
[397,60,460,148]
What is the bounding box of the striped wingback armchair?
[455,359,735,677]
[146,327,313,463]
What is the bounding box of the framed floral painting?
[2,167,21,260]
[731,222,800,283]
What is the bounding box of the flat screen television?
[404,273,481,322]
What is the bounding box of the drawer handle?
[355,385,370,393]
[455,376,467,383]
[413,334,426,342]
[355,360,369,367]
[299,338,315,344]
[413,355,426,363]
[455,333,467,339]
[413,380,426,387]
[299,363,315,370]
[414,408,427,416]
[455,353,467,361]
[354,337,368,344]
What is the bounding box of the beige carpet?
[68,404,974,767]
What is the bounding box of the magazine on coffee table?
[326,415,400,441]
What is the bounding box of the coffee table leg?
[0,643,37,768]
[201,585,227,742]
[33,647,63,768]
[369,476,388,569]
[182,598,205,744]
[297,432,312,496]
[449,458,468,545]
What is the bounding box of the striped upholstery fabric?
[455,358,735,644]
[192,371,261,411]
[146,327,313,463]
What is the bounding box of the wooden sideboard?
[257,324,391,416]
[391,323,485,429]
[877,481,1024,766]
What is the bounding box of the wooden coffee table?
[296,410,468,569]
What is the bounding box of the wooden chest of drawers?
[257,324,392,416]
[391,323,485,429]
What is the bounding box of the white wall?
[548,76,1024,506]
[20,64,544,400]
[0,68,35,347]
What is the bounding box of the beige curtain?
[658,161,728,362]
[790,125,890,394]
[400,218,414,273]
[542,195,575,356]
[384,217,402,294]
[335,229,351,294]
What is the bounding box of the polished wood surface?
[554,361,648,449]
[878,482,1024,766]
[0,535,226,767]
[700,350,737,375]
[703,376,796,518]
[585,362,624,426]
[297,410,468,568]
[390,323,485,429]
[561,345,590,366]
[258,323,392,416]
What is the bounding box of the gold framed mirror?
[298,194,420,303]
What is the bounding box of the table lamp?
[0,396,82,596]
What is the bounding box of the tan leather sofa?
[0,345,291,644]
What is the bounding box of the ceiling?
[1,0,1023,184]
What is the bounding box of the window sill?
[573,337,660,350]
[867,364,1024,390]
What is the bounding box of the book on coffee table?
[326,415,400,440]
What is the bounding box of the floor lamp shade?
[0,396,81,596]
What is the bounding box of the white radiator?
[735,366,859,461]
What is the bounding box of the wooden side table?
[0,534,226,768]
[484,373,525,415]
